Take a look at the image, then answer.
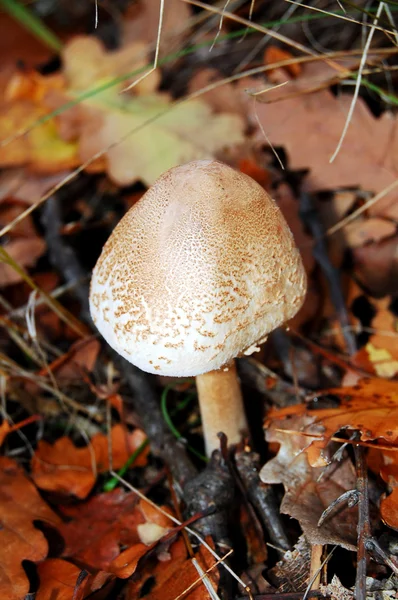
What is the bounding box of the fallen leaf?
[39,337,101,381]
[125,536,219,599]
[36,559,114,600]
[0,237,46,287]
[0,168,70,205]
[1,35,245,186]
[247,63,398,219]
[320,575,353,600]
[36,559,84,600]
[58,491,171,573]
[6,70,64,103]
[53,92,245,186]
[345,218,396,248]
[265,379,398,529]
[62,36,160,94]
[366,344,398,379]
[31,425,148,498]
[0,100,78,172]
[189,68,246,115]
[260,415,357,550]
[0,13,57,95]
[0,457,61,600]
[377,450,398,530]
[267,378,398,448]
[352,235,398,296]
[268,536,311,592]
[0,201,46,287]
[264,46,302,80]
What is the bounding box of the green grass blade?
[0,0,62,51]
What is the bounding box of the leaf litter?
[1,2,398,599]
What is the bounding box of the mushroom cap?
[90,160,307,376]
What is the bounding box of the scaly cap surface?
[90,160,307,376]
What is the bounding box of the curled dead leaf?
[260,415,357,550]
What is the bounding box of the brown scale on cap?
[90,160,307,377]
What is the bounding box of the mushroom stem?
[196,361,248,456]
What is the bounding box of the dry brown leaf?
[36,559,113,600]
[376,449,398,530]
[345,218,397,248]
[267,378,398,448]
[264,46,302,80]
[0,201,47,286]
[0,457,62,600]
[246,63,398,219]
[260,415,357,550]
[0,237,46,287]
[265,379,398,529]
[188,68,246,115]
[353,235,398,296]
[39,337,101,381]
[36,559,84,600]
[268,536,311,592]
[58,491,171,573]
[0,168,69,205]
[125,536,219,599]
[320,575,353,600]
[0,13,56,95]
[31,425,148,498]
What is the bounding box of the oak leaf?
[58,490,172,573]
[126,536,219,599]
[0,100,78,172]
[36,559,114,600]
[36,559,83,600]
[264,378,398,529]
[267,378,398,449]
[0,457,61,600]
[260,415,357,550]
[248,63,398,219]
[31,424,148,498]
[1,37,245,186]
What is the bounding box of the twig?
[184,448,235,548]
[299,191,357,356]
[235,449,291,554]
[353,440,371,600]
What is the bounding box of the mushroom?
[90,160,307,455]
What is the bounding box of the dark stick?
[235,449,291,554]
[353,441,370,600]
[299,191,357,356]
[41,196,91,321]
